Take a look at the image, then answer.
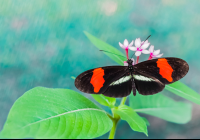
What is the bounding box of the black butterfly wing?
[102,71,133,97]
[132,57,189,95]
[133,71,165,95]
[75,66,131,97]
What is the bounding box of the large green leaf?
[0,87,113,139]
[129,93,192,124]
[91,94,116,108]
[166,81,200,105]
[84,31,126,66]
[112,105,148,136]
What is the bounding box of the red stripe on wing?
[90,68,105,93]
[156,58,173,82]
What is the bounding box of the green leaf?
[166,81,200,105]
[141,117,150,126]
[84,31,126,65]
[112,105,148,136]
[91,94,116,108]
[129,93,192,124]
[0,87,113,139]
[71,76,76,80]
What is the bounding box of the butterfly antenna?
[100,50,126,58]
[144,35,151,42]
[130,35,151,58]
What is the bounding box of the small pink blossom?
[148,45,163,59]
[119,39,134,59]
[129,38,150,56]
[119,39,134,50]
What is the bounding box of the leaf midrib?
[22,108,105,129]
[166,85,200,102]
[134,107,185,112]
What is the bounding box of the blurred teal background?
[0,0,200,139]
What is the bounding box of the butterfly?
[75,57,189,98]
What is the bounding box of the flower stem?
[136,56,139,64]
[148,56,152,60]
[125,48,129,59]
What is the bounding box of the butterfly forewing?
[133,57,189,84]
[75,66,129,95]
[132,57,189,95]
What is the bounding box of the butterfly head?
[127,59,134,66]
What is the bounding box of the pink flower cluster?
[119,38,163,65]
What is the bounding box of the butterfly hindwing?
[75,66,128,95]
[102,71,133,97]
[133,71,165,95]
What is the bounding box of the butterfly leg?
[131,73,136,96]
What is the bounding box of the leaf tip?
[83,31,88,35]
[143,130,148,137]
[71,76,76,80]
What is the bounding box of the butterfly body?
[75,57,189,98]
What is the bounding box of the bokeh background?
[0,0,200,139]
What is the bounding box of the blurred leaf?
[112,105,148,136]
[129,93,192,124]
[166,81,200,105]
[84,31,126,66]
[91,94,116,108]
[0,87,113,139]
[141,117,150,126]
[71,76,76,79]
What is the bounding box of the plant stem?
[108,118,119,139]
[108,97,127,139]
[120,97,127,106]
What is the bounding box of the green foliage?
[91,94,116,108]
[129,93,192,124]
[0,87,113,139]
[84,31,126,66]
[165,81,200,105]
[112,105,148,136]
[71,76,76,80]
[141,117,150,126]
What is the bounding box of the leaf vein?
[22,108,105,129]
